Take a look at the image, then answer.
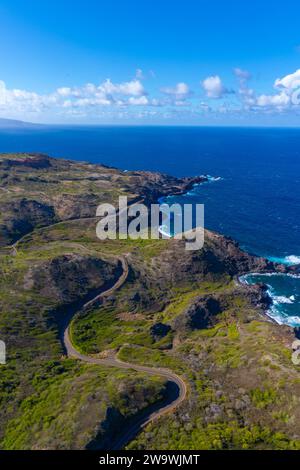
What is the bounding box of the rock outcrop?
[24,254,120,304]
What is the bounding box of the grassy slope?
[2,361,166,450]
[0,239,167,449]
[0,154,169,449]
[22,216,300,450]
[1,154,300,450]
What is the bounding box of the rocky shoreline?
[2,152,300,450]
[1,151,299,330]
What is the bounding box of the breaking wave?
[268,255,300,266]
[239,273,300,327]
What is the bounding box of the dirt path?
[10,196,144,256]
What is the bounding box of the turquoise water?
[163,174,300,327]
[240,273,300,327]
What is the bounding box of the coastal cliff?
[0,153,300,450]
[0,153,206,245]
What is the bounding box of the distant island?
[0,117,43,129]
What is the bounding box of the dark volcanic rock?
[173,296,222,332]
[150,322,172,341]
[203,231,285,276]
[126,170,208,205]
[24,254,119,304]
[129,292,141,302]
[243,283,272,309]
[0,153,51,169]
[0,198,56,245]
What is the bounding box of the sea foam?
[269,255,300,266]
[239,273,300,327]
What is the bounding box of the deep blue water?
[0,125,299,324]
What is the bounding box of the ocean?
[0,125,299,325]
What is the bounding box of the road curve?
[62,254,187,450]
[7,201,187,448]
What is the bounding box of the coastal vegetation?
[0,153,300,450]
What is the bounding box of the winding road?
[8,208,187,449]
[62,254,187,450]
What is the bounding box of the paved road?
[8,209,187,449]
[62,254,187,450]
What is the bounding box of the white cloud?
[114,79,145,96]
[56,87,72,97]
[255,69,300,110]
[173,100,191,107]
[150,98,162,106]
[274,69,300,90]
[2,68,300,122]
[57,78,146,101]
[0,80,57,113]
[239,86,255,106]
[198,102,211,112]
[233,68,256,108]
[66,97,112,107]
[234,68,251,81]
[57,79,148,109]
[202,75,228,98]
[256,91,290,107]
[128,95,149,105]
[0,77,151,119]
[161,82,191,99]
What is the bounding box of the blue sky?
[1,0,300,125]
